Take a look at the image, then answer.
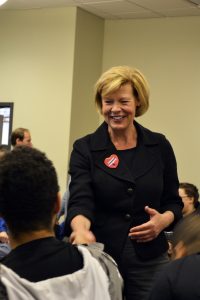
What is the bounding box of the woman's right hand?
[70,215,96,244]
[69,229,96,244]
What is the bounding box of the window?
[0,102,14,149]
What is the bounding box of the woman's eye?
[104,100,113,105]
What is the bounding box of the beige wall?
[69,9,104,158]
[0,7,103,194]
[0,8,77,194]
[103,16,200,187]
[0,9,199,192]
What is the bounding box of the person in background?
[0,217,10,259]
[179,182,199,217]
[65,65,183,300]
[148,213,200,300]
[165,182,199,258]
[10,127,32,148]
[57,177,71,220]
[0,145,11,259]
[55,188,70,240]
[0,145,9,157]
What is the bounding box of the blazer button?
[125,213,131,220]
[127,187,134,195]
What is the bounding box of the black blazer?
[66,121,183,262]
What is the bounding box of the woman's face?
[179,188,194,215]
[101,83,139,132]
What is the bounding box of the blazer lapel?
[93,149,135,184]
[91,122,135,183]
[131,143,158,180]
[131,121,160,180]
[90,121,160,183]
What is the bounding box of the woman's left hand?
[128,206,174,243]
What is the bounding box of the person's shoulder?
[59,241,84,265]
[136,121,167,143]
[164,254,200,274]
[72,134,93,155]
[73,122,107,148]
[0,250,14,265]
[153,257,184,284]
[63,241,82,252]
[73,133,92,145]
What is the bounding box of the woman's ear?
[173,241,187,260]
[136,99,140,106]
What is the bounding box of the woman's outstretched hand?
[129,206,174,243]
[70,215,96,244]
[69,229,96,244]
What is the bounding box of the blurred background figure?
[0,217,10,259]
[0,145,11,259]
[55,190,70,240]
[148,214,200,300]
[165,182,199,258]
[57,177,71,221]
[179,182,199,217]
[55,178,71,241]
[10,127,32,148]
[0,145,9,158]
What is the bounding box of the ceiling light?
[0,0,8,6]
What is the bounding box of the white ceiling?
[1,0,200,19]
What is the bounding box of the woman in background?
[179,182,199,216]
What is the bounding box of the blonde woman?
[65,66,183,300]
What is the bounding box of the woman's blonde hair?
[94,65,150,117]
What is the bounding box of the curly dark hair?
[0,146,59,237]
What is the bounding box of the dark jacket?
[148,254,200,300]
[66,121,183,262]
[0,243,123,300]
